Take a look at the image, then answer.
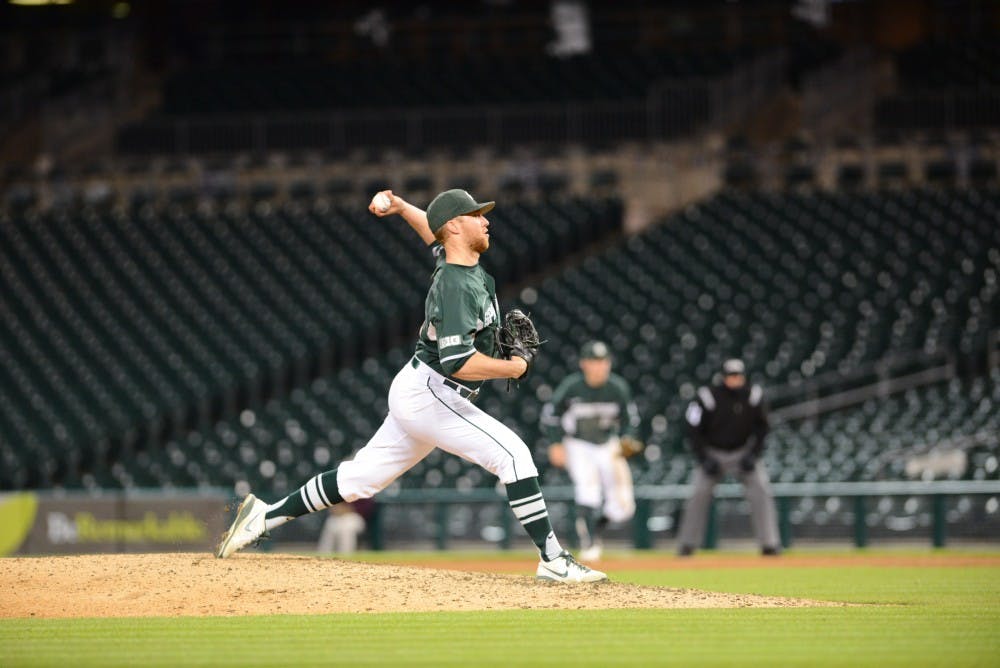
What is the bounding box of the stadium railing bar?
[768,355,958,422]
[765,350,956,410]
[17,479,1000,554]
[372,480,1000,551]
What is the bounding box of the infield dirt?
[1,553,844,618]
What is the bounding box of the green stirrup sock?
[506,477,563,561]
[264,469,343,531]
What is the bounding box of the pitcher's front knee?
[490,441,538,484]
[336,461,388,502]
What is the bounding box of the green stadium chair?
[6,187,998,495]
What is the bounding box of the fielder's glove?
[496,309,543,385]
[619,436,644,459]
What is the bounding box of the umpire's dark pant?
[676,445,780,550]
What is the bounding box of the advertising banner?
[0,492,229,555]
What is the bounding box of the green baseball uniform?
[414,246,500,390]
[219,189,606,583]
[541,370,639,530]
[542,372,640,445]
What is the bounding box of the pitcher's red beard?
[473,236,489,253]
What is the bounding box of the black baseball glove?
[496,308,543,384]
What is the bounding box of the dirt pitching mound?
[1,553,840,619]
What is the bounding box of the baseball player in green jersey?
[540,340,642,561]
[216,188,606,583]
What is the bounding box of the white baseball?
[372,192,391,213]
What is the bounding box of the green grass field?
[2,550,998,667]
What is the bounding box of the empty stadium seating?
[768,371,1000,485]
[43,189,1000,494]
[114,44,783,155]
[159,49,756,115]
[522,187,998,487]
[894,41,1000,91]
[876,41,1000,130]
[0,196,622,489]
[1,187,996,495]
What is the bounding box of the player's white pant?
[564,436,635,523]
[317,510,365,553]
[336,357,538,502]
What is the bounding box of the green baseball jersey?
[540,372,640,445]
[414,245,500,388]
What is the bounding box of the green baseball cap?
[722,358,746,375]
[426,189,495,234]
[580,340,611,360]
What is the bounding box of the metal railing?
[770,361,956,423]
[371,480,1000,551]
[18,480,999,554]
[758,350,956,422]
[763,336,997,424]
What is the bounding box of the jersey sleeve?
[540,378,572,444]
[621,383,642,438]
[433,271,481,376]
[613,377,641,438]
[685,387,714,462]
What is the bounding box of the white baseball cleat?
[215,493,268,559]
[579,543,603,562]
[536,551,608,583]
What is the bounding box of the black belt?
[443,378,479,401]
[411,357,479,400]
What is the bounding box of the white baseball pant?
[336,357,538,501]
[564,436,635,522]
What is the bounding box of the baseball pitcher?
[540,340,642,561]
[216,188,606,583]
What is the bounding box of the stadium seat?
[456,189,995,491]
[0,194,624,490]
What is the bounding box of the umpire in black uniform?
[676,359,781,556]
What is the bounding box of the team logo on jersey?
[483,300,497,326]
[439,335,462,349]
